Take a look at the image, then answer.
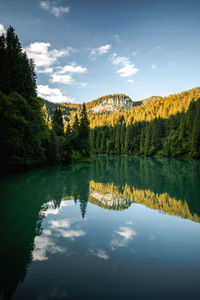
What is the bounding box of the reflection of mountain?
[88,181,200,222]
[0,156,200,299]
[89,181,131,210]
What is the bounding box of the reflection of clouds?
[89,248,109,260]
[49,218,86,240]
[56,228,86,239]
[33,232,64,261]
[42,200,74,216]
[111,226,136,250]
[49,219,71,228]
[33,201,86,261]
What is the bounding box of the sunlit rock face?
[91,98,134,113]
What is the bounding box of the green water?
[0,156,200,300]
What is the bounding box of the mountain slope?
[42,93,142,128]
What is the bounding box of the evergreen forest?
[0,26,199,171]
[0,26,90,170]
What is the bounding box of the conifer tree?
[79,103,90,156]
[52,108,64,136]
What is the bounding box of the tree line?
[90,98,200,158]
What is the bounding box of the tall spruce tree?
[52,108,64,136]
[79,103,90,156]
[0,26,49,169]
[0,26,36,99]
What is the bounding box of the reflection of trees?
[89,181,200,222]
[0,167,74,299]
[0,156,199,298]
[90,156,200,218]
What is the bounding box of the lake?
[0,156,200,300]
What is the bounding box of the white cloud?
[0,24,6,35]
[51,6,70,17]
[33,232,65,261]
[40,1,70,17]
[117,64,138,77]
[151,64,157,69]
[57,228,86,239]
[111,53,138,77]
[56,64,87,75]
[117,227,136,240]
[50,219,71,229]
[40,1,50,10]
[110,53,129,65]
[111,226,136,250]
[127,79,134,83]
[90,44,111,56]
[25,42,71,70]
[50,74,74,84]
[37,84,74,103]
[89,249,109,260]
[37,67,54,74]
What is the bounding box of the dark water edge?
[0,155,200,300]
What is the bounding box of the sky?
[0,0,200,103]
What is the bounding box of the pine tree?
[0,26,36,99]
[52,108,64,136]
[79,103,90,156]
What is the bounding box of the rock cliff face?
[91,97,134,113]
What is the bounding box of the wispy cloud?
[111,53,138,77]
[50,74,74,84]
[111,226,136,250]
[132,51,137,57]
[127,79,134,83]
[25,42,72,71]
[0,24,6,35]
[37,67,54,74]
[90,44,111,56]
[37,84,74,102]
[89,248,109,260]
[56,64,87,75]
[51,63,87,86]
[56,228,86,239]
[40,1,70,17]
[151,64,157,69]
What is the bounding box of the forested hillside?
[43,87,200,158]
[0,26,199,170]
[90,90,200,158]
[42,94,140,129]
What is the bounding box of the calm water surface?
[0,156,200,300]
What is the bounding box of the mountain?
[41,93,142,128]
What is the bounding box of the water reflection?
[0,156,200,299]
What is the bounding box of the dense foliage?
[0,26,49,169]
[90,90,200,158]
[0,26,90,170]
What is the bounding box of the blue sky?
[0,0,200,103]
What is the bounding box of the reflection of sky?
[33,198,200,265]
[111,226,136,250]
[33,200,86,261]
[16,197,200,299]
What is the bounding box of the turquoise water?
[0,156,200,300]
